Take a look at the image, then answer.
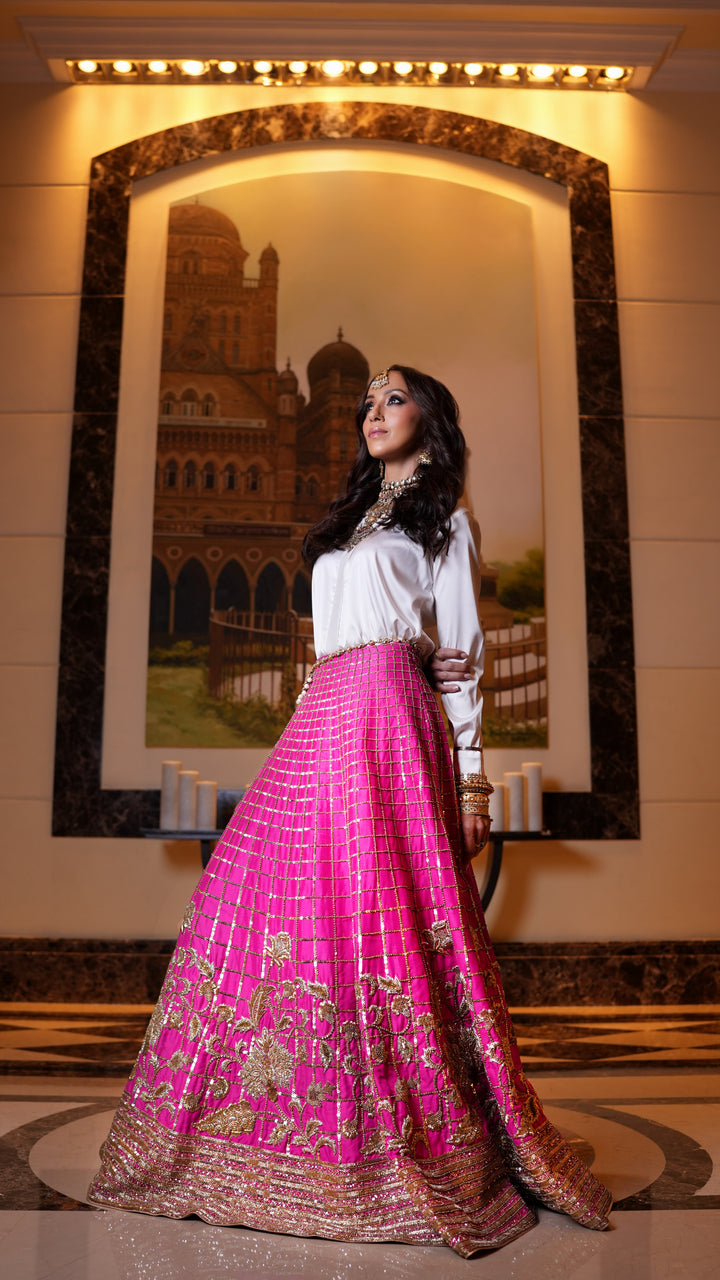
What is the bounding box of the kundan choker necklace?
[345,473,419,550]
[380,475,418,493]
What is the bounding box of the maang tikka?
[368,369,389,390]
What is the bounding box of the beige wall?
[1,82,719,942]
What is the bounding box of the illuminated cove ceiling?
[52,100,639,842]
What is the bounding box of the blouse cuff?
[454,746,487,779]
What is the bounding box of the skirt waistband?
[296,637,422,705]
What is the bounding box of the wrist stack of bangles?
[456,772,494,817]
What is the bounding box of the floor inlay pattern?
[1,1004,719,1277]
[1,1003,719,1076]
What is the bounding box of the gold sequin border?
[88,1093,610,1256]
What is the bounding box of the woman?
[89,365,611,1255]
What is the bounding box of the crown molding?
[4,14,718,90]
[19,16,681,68]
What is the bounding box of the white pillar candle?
[522,762,543,831]
[196,780,217,831]
[503,771,525,832]
[488,783,505,831]
[177,770,199,830]
[160,760,181,830]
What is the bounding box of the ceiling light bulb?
[77,60,98,74]
[320,60,345,78]
[530,64,554,80]
[253,60,273,75]
[148,60,169,74]
[217,61,238,74]
[181,60,206,76]
[429,62,448,76]
[604,66,625,80]
[568,65,587,79]
[112,60,133,74]
[498,64,518,77]
[288,61,308,74]
[393,62,413,76]
[358,61,378,75]
[463,63,483,77]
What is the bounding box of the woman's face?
[362,372,424,480]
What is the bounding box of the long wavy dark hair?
[302,364,466,566]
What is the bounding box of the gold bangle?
[456,772,493,788]
[459,797,490,815]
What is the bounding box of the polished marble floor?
[1,1002,719,1278]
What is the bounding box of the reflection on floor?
[1,1003,719,1278]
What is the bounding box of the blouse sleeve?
[431,508,486,778]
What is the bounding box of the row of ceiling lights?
[68,59,630,88]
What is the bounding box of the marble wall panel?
[4,85,720,194]
[0,538,65,665]
[2,934,717,1007]
[637,668,720,802]
[583,542,635,670]
[612,193,720,303]
[631,541,720,669]
[574,301,624,416]
[579,416,631,542]
[64,414,119,537]
[0,414,73,536]
[52,100,638,843]
[72,298,124,414]
[0,297,81,413]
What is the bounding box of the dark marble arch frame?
[53,100,638,842]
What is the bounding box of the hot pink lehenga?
[89,641,611,1256]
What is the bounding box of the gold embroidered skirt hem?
[88,1093,608,1257]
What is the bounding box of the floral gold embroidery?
[200,1100,257,1135]
[265,932,292,967]
[422,920,453,953]
[181,1091,203,1112]
[241,1028,294,1101]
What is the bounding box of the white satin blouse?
[311,506,485,774]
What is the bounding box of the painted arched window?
[215,559,250,613]
[219,311,227,333]
[174,557,211,636]
[232,342,239,364]
[223,463,236,491]
[162,393,175,415]
[183,460,196,490]
[292,571,312,615]
[181,389,198,416]
[246,465,261,493]
[255,562,286,613]
[202,394,215,418]
[233,314,241,334]
[306,474,319,498]
[164,458,178,488]
[203,462,215,490]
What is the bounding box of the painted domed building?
[151,203,369,639]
